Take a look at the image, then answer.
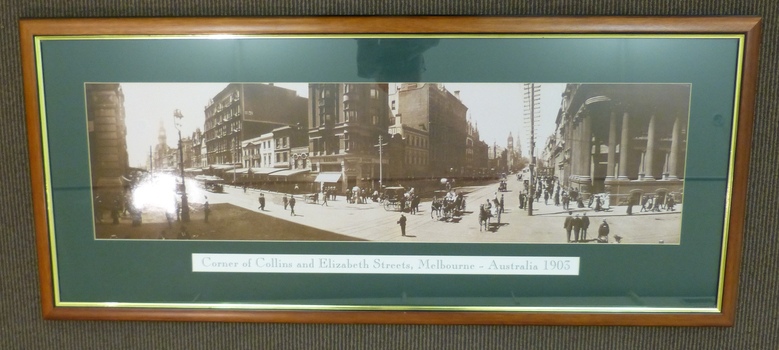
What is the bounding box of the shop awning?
[225,168,249,174]
[270,169,310,177]
[314,172,342,183]
[184,167,203,174]
[250,167,283,175]
[210,164,237,170]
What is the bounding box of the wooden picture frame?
[20,16,760,325]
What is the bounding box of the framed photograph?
[20,16,760,325]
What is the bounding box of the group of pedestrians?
[257,192,296,216]
[563,211,591,242]
[563,210,611,243]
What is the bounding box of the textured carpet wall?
[2,1,777,349]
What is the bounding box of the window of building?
[372,115,378,125]
[370,88,379,99]
[391,100,396,110]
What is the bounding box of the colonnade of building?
[556,84,690,205]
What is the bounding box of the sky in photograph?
[119,82,567,168]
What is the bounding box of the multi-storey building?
[307,83,391,191]
[554,83,690,205]
[387,114,429,180]
[190,128,205,169]
[464,119,490,176]
[85,83,130,198]
[203,83,307,167]
[389,83,469,178]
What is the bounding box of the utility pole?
[524,83,541,216]
[374,134,388,189]
[173,109,190,222]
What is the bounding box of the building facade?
[307,83,391,191]
[203,83,307,167]
[389,83,469,178]
[554,83,690,205]
[387,114,430,180]
[86,83,130,198]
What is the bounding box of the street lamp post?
[173,109,190,222]
[375,134,388,189]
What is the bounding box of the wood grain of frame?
[19,16,761,325]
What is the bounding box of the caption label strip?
[192,254,580,275]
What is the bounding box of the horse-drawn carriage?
[304,192,319,204]
[498,180,507,192]
[431,190,466,221]
[382,186,407,211]
[194,175,224,193]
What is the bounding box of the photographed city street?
[87,82,689,244]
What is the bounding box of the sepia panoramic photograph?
[86,82,690,244]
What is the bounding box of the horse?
[478,204,491,232]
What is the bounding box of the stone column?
[581,114,592,182]
[606,111,617,180]
[618,111,630,180]
[643,114,657,180]
[570,121,579,179]
[668,116,681,180]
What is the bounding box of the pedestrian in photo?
[572,214,582,242]
[397,213,407,236]
[598,219,610,243]
[321,190,329,206]
[581,212,590,241]
[627,197,634,215]
[282,194,288,210]
[410,195,420,214]
[594,196,603,212]
[564,211,574,243]
[500,194,505,214]
[111,197,121,225]
[544,190,549,205]
[204,200,210,223]
[289,196,296,216]
[258,193,265,211]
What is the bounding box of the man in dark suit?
[563,211,574,243]
[581,212,590,241]
[397,214,407,236]
[572,214,582,242]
